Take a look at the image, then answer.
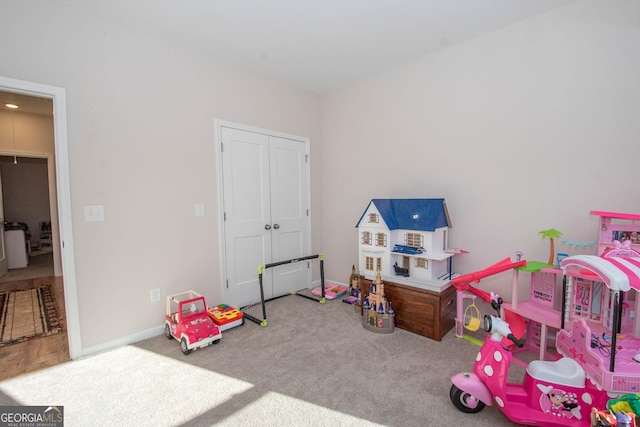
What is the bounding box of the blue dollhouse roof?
[356,198,451,231]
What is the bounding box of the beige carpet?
[0,294,525,426]
[0,285,61,346]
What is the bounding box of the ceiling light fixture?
[5,103,19,109]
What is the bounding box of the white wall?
[0,1,322,352]
[321,0,640,297]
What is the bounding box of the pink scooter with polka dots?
[450,296,609,426]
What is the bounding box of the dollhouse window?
[416,258,428,269]
[361,231,372,245]
[369,213,379,223]
[405,233,423,248]
[376,233,387,247]
[365,256,374,271]
[572,278,605,322]
[376,257,382,271]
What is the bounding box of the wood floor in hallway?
[0,276,70,380]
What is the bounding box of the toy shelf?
[502,302,561,361]
[503,261,562,361]
[502,302,561,330]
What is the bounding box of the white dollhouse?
[355,198,462,291]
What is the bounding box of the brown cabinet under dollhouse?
[358,275,456,341]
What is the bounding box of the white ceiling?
[2,0,576,113]
[52,0,577,94]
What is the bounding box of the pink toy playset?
[501,260,564,363]
[557,254,640,395]
[311,283,348,300]
[451,295,611,426]
[450,210,640,426]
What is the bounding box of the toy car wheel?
[449,385,485,413]
[164,324,173,340]
[213,339,221,345]
[180,337,192,355]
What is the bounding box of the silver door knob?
[265,224,271,230]
[273,224,280,229]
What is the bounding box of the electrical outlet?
[150,288,161,303]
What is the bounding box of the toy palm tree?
[539,228,563,266]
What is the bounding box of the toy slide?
[453,258,527,346]
[453,257,526,295]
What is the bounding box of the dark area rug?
[0,284,61,347]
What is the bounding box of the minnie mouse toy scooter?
[450,296,610,426]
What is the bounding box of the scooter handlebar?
[507,333,524,348]
[486,315,524,347]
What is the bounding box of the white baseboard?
[80,325,164,359]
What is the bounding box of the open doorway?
[0,76,80,362]
[0,97,69,379]
[0,155,55,282]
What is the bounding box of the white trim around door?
[215,120,312,308]
[0,76,81,359]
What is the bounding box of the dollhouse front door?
[219,123,311,309]
[402,256,410,273]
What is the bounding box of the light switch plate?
[195,203,205,217]
[84,205,105,222]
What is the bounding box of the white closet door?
[221,126,272,308]
[269,135,309,297]
[221,125,310,308]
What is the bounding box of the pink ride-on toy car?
[164,291,222,355]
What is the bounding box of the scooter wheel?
[449,385,486,413]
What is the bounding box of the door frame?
[0,170,6,277]
[214,119,312,305]
[0,76,81,359]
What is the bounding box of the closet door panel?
[269,136,309,295]
[221,126,273,307]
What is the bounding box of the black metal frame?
[242,254,325,327]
